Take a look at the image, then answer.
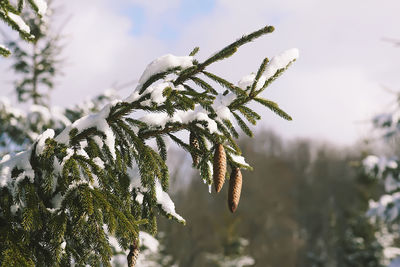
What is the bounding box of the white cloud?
[128,0,181,16]
[172,0,400,144]
[53,0,167,103]
[1,0,399,145]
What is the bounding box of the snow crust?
[8,12,30,34]
[32,0,48,16]
[368,193,400,222]
[0,148,34,214]
[265,48,299,78]
[93,157,105,169]
[127,167,184,223]
[362,155,397,178]
[155,179,185,222]
[363,155,400,220]
[229,153,250,168]
[212,93,235,121]
[137,93,236,134]
[139,105,221,135]
[0,44,10,53]
[237,73,256,90]
[136,54,193,90]
[55,104,116,159]
[238,48,299,90]
[139,231,160,252]
[35,129,55,156]
[30,105,71,128]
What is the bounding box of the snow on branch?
[237,48,299,91]
[0,0,48,56]
[362,97,400,224]
[0,25,298,265]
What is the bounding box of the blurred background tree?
[159,130,384,266]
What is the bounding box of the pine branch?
[232,112,253,137]
[250,57,269,95]
[189,46,199,57]
[174,25,275,85]
[202,71,247,96]
[253,97,292,120]
[0,0,48,57]
[0,23,299,266]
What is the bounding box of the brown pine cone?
[228,167,242,213]
[127,240,140,267]
[213,144,226,193]
[189,131,200,167]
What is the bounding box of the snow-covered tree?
[0,3,299,265]
[0,0,117,156]
[0,0,47,57]
[5,0,62,106]
[0,89,119,155]
[361,92,400,265]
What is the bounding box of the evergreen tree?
[359,39,400,267]
[0,4,299,265]
[362,93,400,266]
[158,132,383,266]
[0,0,47,57]
[0,89,119,155]
[0,0,117,157]
[5,0,62,106]
[0,0,61,155]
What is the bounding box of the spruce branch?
[250,57,269,95]
[174,25,275,85]
[0,23,299,266]
[0,0,48,56]
[189,46,199,56]
[253,97,292,121]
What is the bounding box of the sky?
[1,0,400,145]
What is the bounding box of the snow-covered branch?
[0,25,298,266]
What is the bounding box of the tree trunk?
[127,240,139,267]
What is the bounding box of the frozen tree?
[0,0,117,156]
[0,89,119,156]
[0,0,47,57]
[0,3,299,265]
[362,93,400,266]
[5,0,62,106]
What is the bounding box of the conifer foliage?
[0,4,299,265]
[5,1,62,105]
[0,0,109,157]
[0,0,47,57]
[362,95,400,265]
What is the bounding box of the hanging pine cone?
[228,167,242,213]
[127,240,140,267]
[189,131,200,167]
[213,143,226,193]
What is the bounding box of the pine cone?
[213,144,226,193]
[127,241,140,267]
[189,131,200,167]
[228,167,242,213]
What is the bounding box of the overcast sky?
[1,0,400,145]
